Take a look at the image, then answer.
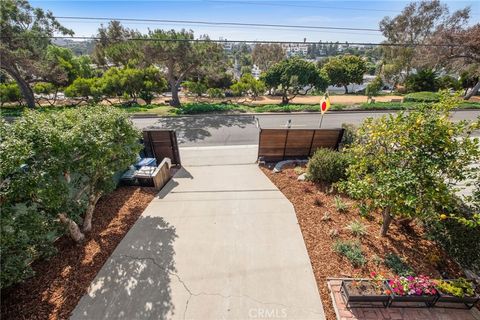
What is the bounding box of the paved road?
[132,110,480,146]
[72,146,325,319]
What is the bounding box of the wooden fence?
[258,128,344,161]
[143,129,181,166]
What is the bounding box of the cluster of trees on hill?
[1,0,479,109]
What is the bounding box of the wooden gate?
[258,128,344,162]
[143,129,181,166]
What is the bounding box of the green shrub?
[307,148,350,184]
[365,76,383,97]
[346,219,367,237]
[405,69,439,93]
[403,91,440,102]
[426,216,480,273]
[207,88,225,98]
[0,106,141,288]
[33,82,56,95]
[384,253,413,276]
[0,82,22,105]
[437,75,461,91]
[333,240,366,267]
[183,81,207,97]
[176,103,244,114]
[334,195,348,212]
[435,278,475,297]
[340,123,358,148]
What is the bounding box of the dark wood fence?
[258,128,344,161]
[143,129,181,166]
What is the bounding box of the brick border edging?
[327,280,343,320]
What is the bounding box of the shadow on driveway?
[71,216,178,319]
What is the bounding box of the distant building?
[282,43,308,56]
[251,64,261,79]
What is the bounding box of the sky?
[31,0,480,43]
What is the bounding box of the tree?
[252,44,285,71]
[144,29,225,106]
[102,67,167,104]
[0,106,141,286]
[263,57,329,104]
[92,20,143,67]
[340,95,480,236]
[322,55,366,93]
[379,0,471,87]
[425,23,480,99]
[64,77,104,104]
[230,73,266,99]
[0,0,73,108]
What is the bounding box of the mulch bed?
[1,186,157,320]
[261,166,465,320]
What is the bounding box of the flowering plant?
[388,275,437,296]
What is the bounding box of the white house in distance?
[282,43,308,56]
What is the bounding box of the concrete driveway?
[71,145,325,320]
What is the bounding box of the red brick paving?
[328,279,480,320]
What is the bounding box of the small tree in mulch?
[339,95,480,236]
[0,106,141,288]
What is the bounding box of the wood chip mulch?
[1,186,157,320]
[261,166,464,320]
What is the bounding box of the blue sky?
[31,1,479,42]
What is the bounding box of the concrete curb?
[129,108,480,119]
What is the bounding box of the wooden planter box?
[386,281,437,307]
[341,280,391,308]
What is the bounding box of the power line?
[3,35,465,48]
[53,16,382,32]
[208,1,402,13]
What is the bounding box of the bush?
[0,106,141,288]
[176,103,243,114]
[207,88,225,98]
[365,76,383,97]
[405,69,439,93]
[346,219,367,237]
[403,91,440,102]
[426,216,480,273]
[384,253,413,276]
[339,96,479,236]
[333,240,366,267]
[438,75,461,91]
[183,81,207,97]
[307,148,350,184]
[0,82,22,105]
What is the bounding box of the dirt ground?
[260,165,465,320]
[0,187,157,320]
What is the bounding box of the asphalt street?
[132,110,480,146]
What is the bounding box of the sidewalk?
[71,145,325,319]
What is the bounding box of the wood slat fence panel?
[143,129,181,166]
[258,128,344,161]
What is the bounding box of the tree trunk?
[281,90,289,104]
[344,85,349,94]
[170,81,181,107]
[380,208,392,237]
[58,213,85,242]
[2,65,35,109]
[82,193,102,232]
[464,81,480,100]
